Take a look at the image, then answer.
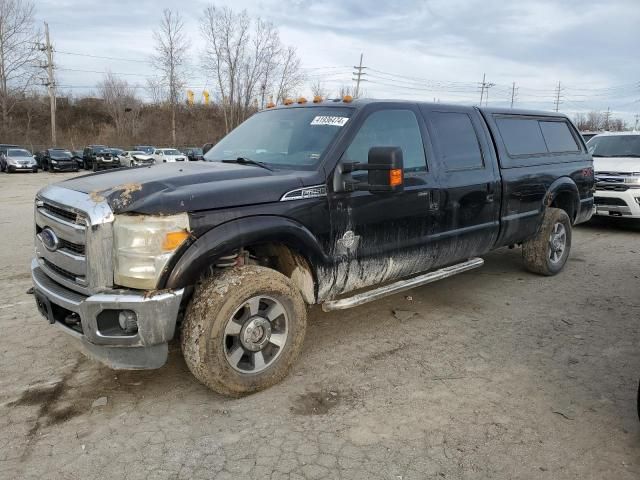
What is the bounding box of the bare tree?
[274,46,304,104]
[145,77,167,105]
[0,0,40,136]
[97,72,141,143]
[310,80,327,99]
[201,5,304,132]
[152,9,189,145]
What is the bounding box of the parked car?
[123,150,155,167]
[587,132,640,219]
[31,99,593,396]
[41,148,78,172]
[83,145,121,171]
[152,148,186,163]
[202,142,214,154]
[82,145,108,170]
[71,150,84,169]
[180,147,204,161]
[581,131,600,142]
[0,143,19,156]
[1,148,38,173]
[134,145,155,155]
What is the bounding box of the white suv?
[152,148,187,163]
[588,132,640,219]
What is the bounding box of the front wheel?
[181,265,307,396]
[522,207,572,276]
[92,162,98,172]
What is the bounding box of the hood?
[593,156,640,173]
[132,154,153,160]
[58,161,311,214]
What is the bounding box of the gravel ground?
[1,171,639,480]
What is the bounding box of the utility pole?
[479,73,495,106]
[510,81,517,108]
[634,113,639,131]
[553,81,562,112]
[352,53,366,98]
[603,107,611,131]
[39,22,56,145]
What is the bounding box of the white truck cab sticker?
[310,116,349,127]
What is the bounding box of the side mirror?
[341,146,404,193]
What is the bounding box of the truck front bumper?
[594,190,640,219]
[31,259,184,369]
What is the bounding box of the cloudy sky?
[37,0,640,123]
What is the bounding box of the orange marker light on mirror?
[389,169,403,187]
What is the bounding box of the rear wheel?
[181,265,307,396]
[522,207,572,276]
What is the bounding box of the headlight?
[113,213,190,290]
[51,160,58,164]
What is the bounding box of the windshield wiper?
[221,157,273,171]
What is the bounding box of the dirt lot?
[1,171,639,480]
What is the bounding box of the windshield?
[50,150,72,159]
[162,149,181,155]
[136,146,154,154]
[204,107,354,169]
[587,135,640,157]
[191,148,203,155]
[8,149,31,157]
[111,149,123,155]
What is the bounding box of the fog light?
[118,310,138,334]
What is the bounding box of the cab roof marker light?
[343,95,353,103]
[297,97,307,104]
[313,96,323,103]
[265,102,276,108]
[283,98,294,105]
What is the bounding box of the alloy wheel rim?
[548,222,567,264]
[223,295,288,374]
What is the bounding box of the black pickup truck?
[31,99,593,396]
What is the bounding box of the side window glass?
[495,117,548,156]
[430,112,484,170]
[539,121,580,153]
[342,109,427,172]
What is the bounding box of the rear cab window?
[493,115,583,168]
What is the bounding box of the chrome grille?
[34,186,115,295]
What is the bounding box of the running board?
[322,257,484,312]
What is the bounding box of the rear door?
[420,105,501,265]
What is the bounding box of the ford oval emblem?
[41,227,60,252]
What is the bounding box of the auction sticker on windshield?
[310,116,349,127]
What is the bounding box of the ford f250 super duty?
[31,98,594,396]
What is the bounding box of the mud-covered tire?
[522,207,572,276]
[181,265,307,396]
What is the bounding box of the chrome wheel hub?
[223,295,289,374]
[548,222,567,264]
[240,317,272,352]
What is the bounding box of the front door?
[323,105,441,299]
